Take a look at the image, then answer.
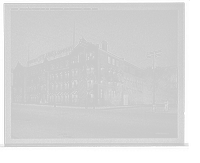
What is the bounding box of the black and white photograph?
[4,3,185,146]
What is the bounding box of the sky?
[11,9,178,69]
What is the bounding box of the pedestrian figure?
[165,100,169,111]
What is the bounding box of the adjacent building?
[12,38,146,107]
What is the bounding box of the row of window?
[28,52,95,76]
[99,89,119,99]
[72,51,95,64]
[107,56,120,66]
[14,71,23,78]
[124,76,142,85]
[28,68,95,85]
[28,60,69,76]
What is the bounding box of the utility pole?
[72,22,76,48]
[27,42,30,67]
[53,79,56,107]
[79,37,88,109]
[147,50,161,110]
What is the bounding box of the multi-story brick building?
[12,38,145,107]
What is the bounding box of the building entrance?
[42,94,45,102]
[124,95,128,105]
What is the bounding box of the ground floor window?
[64,95,69,103]
[90,94,94,103]
[56,96,60,102]
[72,95,78,103]
[100,89,103,98]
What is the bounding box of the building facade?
[12,38,145,107]
[11,62,27,102]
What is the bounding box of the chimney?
[101,40,108,51]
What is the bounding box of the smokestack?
[101,40,108,51]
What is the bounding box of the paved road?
[11,104,178,139]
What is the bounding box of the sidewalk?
[11,103,177,114]
[145,106,177,115]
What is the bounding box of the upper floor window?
[125,66,128,72]
[100,89,103,98]
[60,61,64,68]
[56,63,60,69]
[108,56,111,64]
[79,52,85,62]
[112,58,115,65]
[87,52,94,61]
[72,57,78,64]
[65,60,69,67]
[116,60,119,67]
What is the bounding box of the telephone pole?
[79,37,88,109]
[147,50,162,112]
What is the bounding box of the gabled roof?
[13,62,24,72]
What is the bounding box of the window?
[56,63,60,69]
[116,60,119,67]
[72,57,78,64]
[60,61,64,68]
[125,66,128,72]
[109,90,112,98]
[72,69,78,77]
[108,56,111,64]
[79,52,85,62]
[112,58,115,65]
[100,89,103,98]
[65,60,69,67]
[87,52,94,61]
[130,67,135,75]
[113,91,116,97]
[65,72,68,80]
[51,83,54,90]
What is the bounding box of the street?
[11,104,178,139]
